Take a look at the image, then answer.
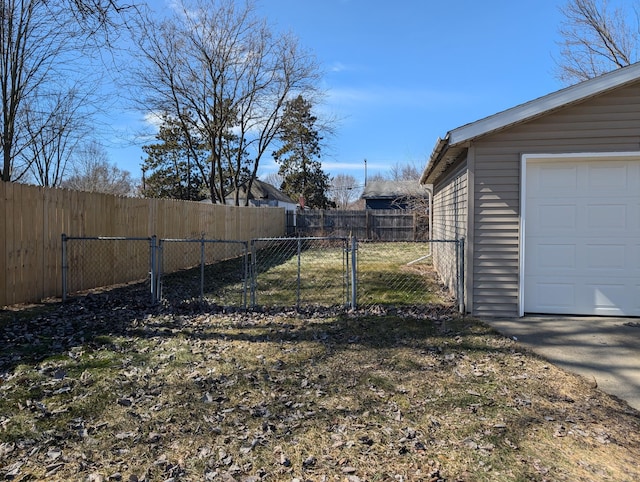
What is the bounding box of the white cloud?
[321,161,364,171]
[326,85,476,110]
[144,111,164,128]
[329,62,351,73]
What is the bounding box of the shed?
[361,180,421,209]
[421,62,640,318]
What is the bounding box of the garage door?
[524,156,640,316]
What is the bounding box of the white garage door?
[524,156,640,316]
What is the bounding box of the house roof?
[421,62,640,185]
[361,180,424,199]
[227,179,296,204]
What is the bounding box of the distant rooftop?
[361,180,423,199]
[227,179,296,204]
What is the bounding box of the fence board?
[0,183,6,305]
[6,183,17,305]
[30,185,44,302]
[1,181,286,307]
[43,187,56,297]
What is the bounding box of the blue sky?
[108,0,567,183]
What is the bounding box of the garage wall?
[432,159,467,298]
[471,81,640,317]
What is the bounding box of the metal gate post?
[61,234,68,302]
[242,242,248,310]
[157,238,163,302]
[344,239,349,307]
[150,235,158,304]
[200,237,205,300]
[296,238,302,309]
[250,240,256,308]
[458,238,465,314]
[350,236,357,309]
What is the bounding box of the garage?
[421,62,640,317]
[522,153,640,316]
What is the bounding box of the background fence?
[288,209,426,241]
[0,181,285,307]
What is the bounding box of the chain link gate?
[157,238,249,308]
[250,237,353,309]
[62,235,157,302]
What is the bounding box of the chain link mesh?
[62,236,462,311]
[356,240,460,308]
[250,237,351,309]
[431,239,463,303]
[63,237,153,298]
[158,239,248,307]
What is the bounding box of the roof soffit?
[424,146,467,185]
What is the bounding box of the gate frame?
[61,234,157,303]
[351,238,464,313]
[250,236,352,309]
[157,238,249,308]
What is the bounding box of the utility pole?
[364,158,367,186]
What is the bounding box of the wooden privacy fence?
[0,181,286,307]
[287,209,427,241]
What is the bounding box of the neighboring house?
[225,179,297,211]
[361,180,421,209]
[421,62,640,318]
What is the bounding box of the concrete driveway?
[483,315,640,411]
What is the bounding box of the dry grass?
[1,296,640,481]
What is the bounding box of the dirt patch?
[1,290,640,481]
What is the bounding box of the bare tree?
[366,172,386,184]
[68,0,136,35]
[21,88,94,187]
[133,0,321,205]
[391,183,431,240]
[62,141,135,195]
[556,0,638,83]
[261,171,284,189]
[0,0,136,182]
[330,173,360,209]
[389,161,421,181]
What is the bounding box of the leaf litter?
[0,288,639,481]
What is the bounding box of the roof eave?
[420,135,452,185]
[422,63,640,186]
[449,62,640,146]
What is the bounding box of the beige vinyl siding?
[470,81,640,317]
[432,160,467,298]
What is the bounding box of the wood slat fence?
[0,181,285,307]
[287,209,427,241]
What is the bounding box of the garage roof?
[421,62,640,185]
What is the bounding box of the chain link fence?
[62,235,463,312]
[62,236,157,302]
[356,240,463,310]
[157,239,248,308]
[250,237,352,309]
